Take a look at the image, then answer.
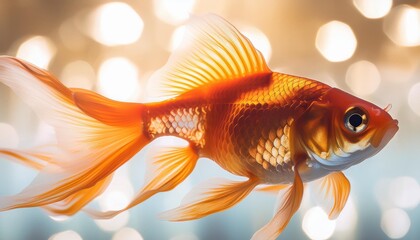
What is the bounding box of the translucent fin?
[147,14,271,99]
[159,177,259,221]
[43,174,113,216]
[318,171,350,219]
[252,172,303,240]
[84,145,198,219]
[255,184,289,194]
[0,56,149,212]
[72,89,142,126]
[0,147,57,170]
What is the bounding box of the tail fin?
[0,56,149,213]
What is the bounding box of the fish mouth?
[371,119,399,148]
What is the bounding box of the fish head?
[296,88,398,171]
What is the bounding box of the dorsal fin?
[147,14,271,100]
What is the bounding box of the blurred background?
[0,0,419,239]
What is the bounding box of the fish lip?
[371,119,399,148]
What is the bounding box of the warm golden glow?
[240,26,272,63]
[60,60,95,89]
[169,26,187,52]
[353,0,392,19]
[97,57,141,101]
[316,21,357,62]
[408,82,420,116]
[16,36,56,69]
[89,2,144,46]
[153,0,196,25]
[384,5,420,47]
[345,60,381,96]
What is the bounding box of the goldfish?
[0,14,398,239]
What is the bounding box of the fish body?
[0,14,398,239]
[146,72,331,183]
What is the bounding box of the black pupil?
[349,113,363,128]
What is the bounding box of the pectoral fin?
[159,177,259,221]
[318,171,350,219]
[252,172,303,240]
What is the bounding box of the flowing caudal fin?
[159,177,259,221]
[84,145,199,219]
[252,172,303,240]
[0,56,149,212]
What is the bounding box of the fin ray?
[43,174,113,216]
[84,145,198,219]
[147,14,271,99]
[252,172,303,240]
[0,57,149,212]
[318,171,350,219]
[159,177,259,221]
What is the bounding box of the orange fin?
[255,184,289,194]
[159,177,259,221]
[84,145,198,219]
[72,89,143,126]
[0,57,149,212]
[43,174,113,217]
[0,147,57,170]
[252,172,303,240]
[147,14,271,100]
[317,171,350,219]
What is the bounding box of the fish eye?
[344,107,368,133]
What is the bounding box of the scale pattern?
[248,118,294,171]
[147,106,209,147]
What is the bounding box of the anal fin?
[159,177,259,221]
[84,145,198,219]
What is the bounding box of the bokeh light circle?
[384,5,420,47]
[49,230,82,240]
[97,57,140,101]
[112,227,143,240]
[302,207,336,240]
[153,0,196,25]
[381,208,410,239]
[316,21,357,62]
[345,60,381,96]
[353,0,392,19]
[16,36,56,69]
[89,2,144,46]
[408,82,420,116]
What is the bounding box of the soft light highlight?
[384,5,420,47]
[381,208,410,239]
[97,57,140,101]
[345,60,381,96]
[89,2,143,46]
[316,21,357,62]
[353,0,392,19]
[16,36,56,69]
[302,207,336,240]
